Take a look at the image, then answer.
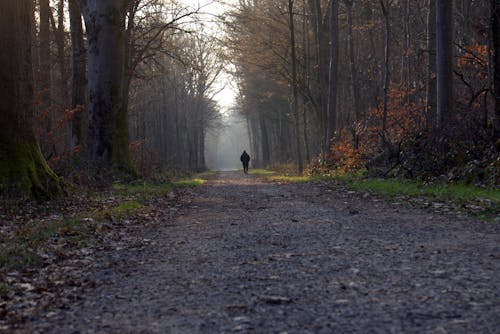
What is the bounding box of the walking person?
[240,150,250,174]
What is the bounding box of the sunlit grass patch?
[249,169,276,175]
[173,178,206,187]
[98,200,144,221]
[269,175,314,183]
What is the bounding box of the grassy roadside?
[264,169,499,221]
[0,172,211,280]
[339,175,499,222]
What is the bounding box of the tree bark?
[426,0,437,128]
[492,0,500,137]
[78,0,135,175]
[302,0,311,162]
[69,0,87,148]
[289,0,304,173]
[258,112,270,166]
[326,0,339,150]
[344,0,361,122]
[380,0,391,143]
[38,0,52,145]
[436,0,454,131]
[0,0,61,199]
[308,0,329,152]
[51,0,69,106]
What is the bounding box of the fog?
[205,112,250,171]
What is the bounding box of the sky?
[182,0,238,112]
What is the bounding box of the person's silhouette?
[240,150,250,174]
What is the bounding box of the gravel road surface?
[27,171,500,333]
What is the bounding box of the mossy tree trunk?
[78,0,135,176]
[0,0,62,199]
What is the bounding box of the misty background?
[205,111,250,171]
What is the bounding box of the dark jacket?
[240,151,250,164]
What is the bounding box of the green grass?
[172,178,206,187]
[339,177,500,203]
[112,182,174,199]
[113,173,210,200]
[0,282,9,297]
[194,170,217,179]
[263,168,498,220]
[330,172,499,221]
[98,200,145,220]
[0,245,39,269]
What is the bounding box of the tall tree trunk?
[69,0,87,148]
[436,0,454,132]
[199,127,206,171]
[326,0,339,150]
[122,1,138,136]
[426,0,437,128]
[492,0,500,137]
[0,0,61,199]
[289,0,303,173]
[51,0,69,106]
[309,0,329,152]
[302,0,311,163]
[344,0,361,122]
[31,0,39,90]
[403,0,411,102]
[380,0,391,143]
[345,0,361,149]
[259,113,270,166]
[245,114,254,165]
[79,0,135,175]
[38,0,52,146]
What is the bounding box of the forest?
[0,0,499,198]
[1,1,500,332]
[229,0,499,183]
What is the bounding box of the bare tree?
[380,0,392,142]
[436,0,454,131]
[326,0,339,150]
[289,0,304,173]
[426,0,437,128]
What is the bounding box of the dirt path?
[28,171,499,333]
